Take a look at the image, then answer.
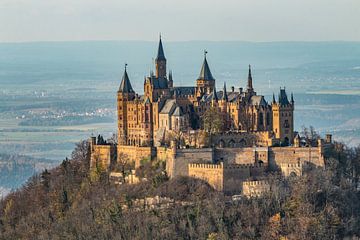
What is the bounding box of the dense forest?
[1,140,360,239]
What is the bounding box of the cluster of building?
[89,37,333,197]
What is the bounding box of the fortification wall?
[279,162,303,177]
[166,148,213,178]
[90,144,116,170]
[211,131,274,148]
[118,145,155,168]
[188,163,224,191]
[223,164,266,194]
[269,146,324,170]
[215,147,269,165]
[242,180,270,197]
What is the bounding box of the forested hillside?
[1,141,360,239]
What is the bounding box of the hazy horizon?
[1,0,359,42]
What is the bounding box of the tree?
[301,125,319,146]
[202,107,225,134]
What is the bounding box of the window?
[284,120,289,128]
[266,113,270,126]
[259,113,264,125]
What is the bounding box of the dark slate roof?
[198,56,215,81]
[160,99,177,114]
[172,87,196,96]
[209,87,218,101]
[278,88,290,105]
[172,106,183,116]
[249,95,267,106]
[118,68,134,93]
[156,37,166,61]
[150,76,168,89]
[247,65,253,90]
[222,82,228,101]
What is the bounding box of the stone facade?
[116,37,295,164]
[89,137,116,171]
[242,180,271,198]
[188,162,266,194]
[88,36,333,197]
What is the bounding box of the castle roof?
[156,36,166,61]
[197,53,215,81]
[249,95,267,106]
[172,86,196,96]
[172,106,183,116]
[149,76,168,89]
[160,99,177,114]
[222,82,228,101]
[209,87,218,101]
[119,65,135,93]
[278,88,290,106]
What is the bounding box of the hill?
[1,140,360,239]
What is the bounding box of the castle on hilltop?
[117,36,294,150]
[90,37,333,196]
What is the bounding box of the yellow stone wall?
[188,163,224,191]
[117,145,155,168]
[242,180,270,198]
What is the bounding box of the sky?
[0,0,359,42]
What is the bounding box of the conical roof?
[247,65,253,90]
[278,88,290,105]
[222,82,228,101]
[119,65,134,93]
[156,36,166,61]
[198,53,215,81]
[209,87,218,101]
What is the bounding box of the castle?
[90,37,333,196]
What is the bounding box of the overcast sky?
[0,0,359,42]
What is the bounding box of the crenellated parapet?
[242,180,271,197]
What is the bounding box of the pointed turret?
[156,34,166,61]
[278,87,290,106]
[291,92,294,104]
[155,35,167,78]
[272,93,276,104]
[119,64,134,93]
[210,86,218,101]
[198,51,215,81]
[168,70,173,88]
[247,64,253,91]
[222,82,228,101]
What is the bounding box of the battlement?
[225,163,265,170]
[242,180,270,186]
[279,162,302,168]
[189,162,223,170]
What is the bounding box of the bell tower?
[155,35,166,78]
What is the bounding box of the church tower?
[117,64,135,145]
[272,88,294,146]
[155,35,166,78]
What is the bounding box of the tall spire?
[247,64,253,91]
[222,82,228,101]
[291,92,294,104]
[169,70,173,81]
[156,34,166,61]
[119,63,134,93]
[210,86,218,101]
[272,93,276,104]
[198,50,215,81]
